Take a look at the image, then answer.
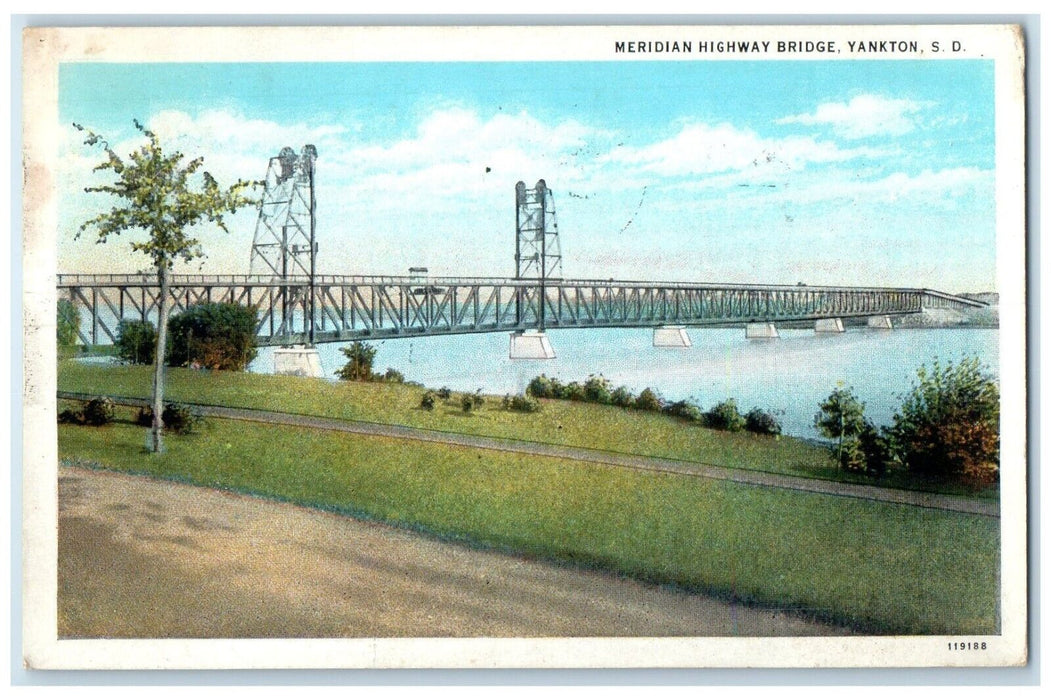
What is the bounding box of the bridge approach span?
[58,273,986,348]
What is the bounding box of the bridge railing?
[59,272,975,298]
[56,273,986,347]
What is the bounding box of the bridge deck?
[57,274,987,347]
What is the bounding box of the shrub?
[57,299,79,349]
[611,386,635,408]
[461,394,475,414]
[887,357,1000,486]
[420,392,436,411]
[167,302,259,371]
[814,387,875,473]
[583,375,613,404]
[381,368,405,383]
[664,400,704,423]
[745,408,782,436]
[82,397,115,426]
[705,399,746,432]
[634,388,663,412]
[135,405,153,427]
[58,408,83,425]
[526,374,555,399]
[162,403,199,435]
[470,390,486,408]
[116,319,157,365]
[437,386,452,400]
[136,403,201,434]
[507,394,541,413]
[859,422,890,477]
[562,381,587,402]
[336,341,378,381]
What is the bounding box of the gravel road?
[58,465,852,639]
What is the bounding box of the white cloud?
[777,94,929,139]
[600,121,882,180]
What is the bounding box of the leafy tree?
[336,341,378,381]
[116,319,157,365]
[887,357,1000,486]
[814,387,869,472]
[75,120,257,452]
[166,302,258,370]
[57,299,79,350]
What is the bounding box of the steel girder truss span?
[57,274,986,348]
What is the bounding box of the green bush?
[859,422,890,477]
[57,299,79,349]
[437,386,452,400]
[461,394,475,414]
[163,403,199,435]
[887,357,1000,486]
[507,394,541,413]
[583,375,613,404]
[814,387,871,473]
[420,392,436,411]
[336,341,377,381]
[610,385,635,408]
[58,408,83,425]
[562,381,587,402]
[745,407,782,436]
[116,319,157,365]
[82,397,115,426]
[136,403,201,435]
[664,400,704,423]
[526,374,555,399]
[381,368,405,383]
[634,388,663,412]
[705,399,745,432]
[167,303,258,371]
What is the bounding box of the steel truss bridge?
[58,273,984,348]
[59,147,986,349]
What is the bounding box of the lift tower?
[511,179,561,359]
[248,145,318,340]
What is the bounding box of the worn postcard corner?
[22,23,1027,671]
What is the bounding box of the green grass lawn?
[59,412,1000,635]
[57,361,999,499]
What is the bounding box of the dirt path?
[57,391,999,518]
[59,465,851,639]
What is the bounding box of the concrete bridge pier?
[814,318,845,334]
[509,330,556,360]
[745,322,779,339]
[274,345,324,378]
[867,315,894,330]
[653,325,692,348]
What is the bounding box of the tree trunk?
[150,263,169,453]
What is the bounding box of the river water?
[249,327,998,440]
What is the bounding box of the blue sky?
[57,59,996,292]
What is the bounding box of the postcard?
[21,24,1027,669]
